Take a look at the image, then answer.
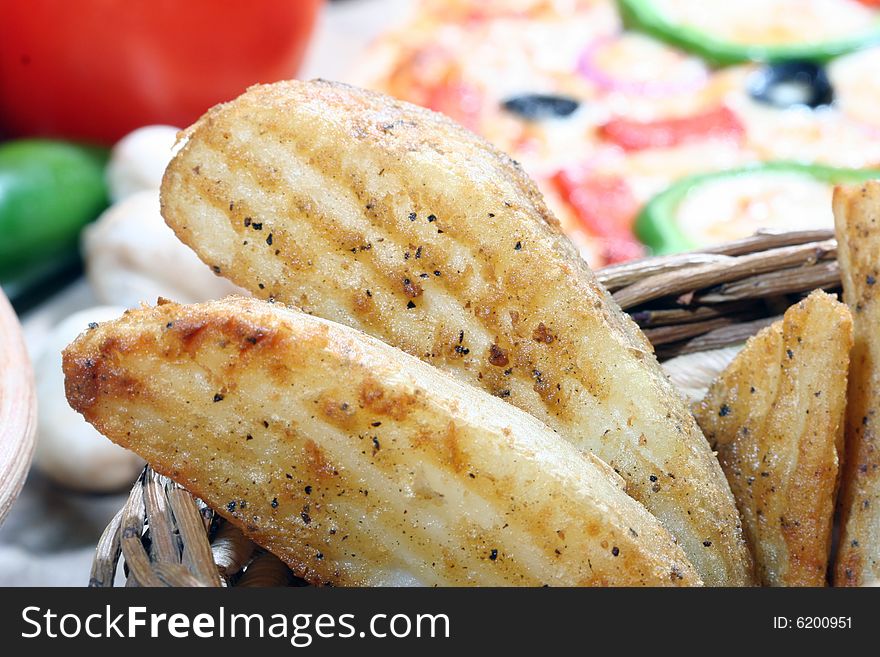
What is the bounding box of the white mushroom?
[33,307,144,492]
[105,124,181,203]
[82,190,246,307]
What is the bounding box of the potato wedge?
[694,291,852,586]
[160,79,752,585]
[833,181,880,587]
[63,297,700,587]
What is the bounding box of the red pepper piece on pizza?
[599,106,745,152]
[553,168,645,264]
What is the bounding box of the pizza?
[355,0,880,265]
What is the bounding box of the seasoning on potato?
[160,79,754,585]
[832,181,880,587]
[63,297,701,587]
[694,290,852,587]
[33,306,144,492]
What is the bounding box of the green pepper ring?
[635,162,880,255]
[618,0,880,65]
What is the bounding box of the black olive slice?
[747,61,834,109]
[501,93,580,120]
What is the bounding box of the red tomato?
[553,169,645,264]
[598,106,745,151]
[0,0,323,144]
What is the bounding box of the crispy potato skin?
[694,291,852,586]
[63,297,700,587]
[160,80,753,585]
[834,182,880,587]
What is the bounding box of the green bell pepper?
[618,0,880,65]
[0,139,109,279]
[636,162,880,254]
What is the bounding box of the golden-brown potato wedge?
[63,297,701,587]
[160,79,752,585]
[694,291,852,586]
[833,181,880,587]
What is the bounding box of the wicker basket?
[91,229,840,587]
[91,467,305,587]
